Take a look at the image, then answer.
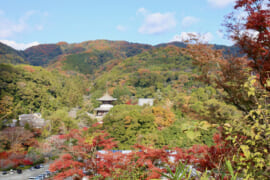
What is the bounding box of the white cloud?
[36,25,44,31]
[43,11,49,17]
[136,7,147,15]
[138,12,176,34]
[242,29,259,40]
[0,10,47,38]
[171,32,213,43]
[207,0,235,8]
[237,11,248,21]
[216,30,224,38]
[203,32,214,42]
[0,17,26,38]
[0,40,39,50]
[0,10,4,15]
[262,0,269,10]
[116,25,127,32]
[181,16,199,28]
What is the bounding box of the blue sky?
[0,0,237,50]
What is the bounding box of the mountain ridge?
[0,40,241,75]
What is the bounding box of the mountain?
[0,40,242,76]
[48,40,152,75]
[156,41,242,57]
[24,44,62,66]
[90,45,199,102]
[0,42,26,64]
[213,44,242,57]
[155,41,187,48]
[0,40,152,69]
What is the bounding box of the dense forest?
[0,0,269,179]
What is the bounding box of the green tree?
[112,85,132,104]
[0,64,87,121]
[103,105,156,149]
[46,108,78,135]
[225,77,270,179]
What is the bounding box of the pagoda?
[94,92,117,118]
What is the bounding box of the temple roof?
[94,104,114,111]
[97,93,117,101]
[94,107,111,111]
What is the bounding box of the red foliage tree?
[225,0,270,88]
[49,128,118,179]
[172,131,237,179]
[49,127,238,179]
[49,153,84,180]
[132,145,169,179]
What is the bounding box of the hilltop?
[0,40,241,76]
[0,42,26,64]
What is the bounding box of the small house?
[138,98,154,106]
[19,113,45,128]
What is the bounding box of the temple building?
[94,93,117,119]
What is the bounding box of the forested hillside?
[0,64,88,125]
[24,44,62,66]
[0,41,246,149]
[0,42,26,64]
[92,45,196,98]
[49,40,152,75]
[0,40,240,76]
[86,45,243,149]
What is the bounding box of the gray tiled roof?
[97,93,117,101]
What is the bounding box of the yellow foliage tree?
[152,106,175,128]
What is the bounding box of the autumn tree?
[0,127,37,152]
[184,42,257,112]
[225,0,270,88]
[152,106,175,128]
[222,1,270,177]
[49,128,118,179]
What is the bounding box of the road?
[0,163,50,180]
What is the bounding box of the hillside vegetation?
[0,42,26,64]
[0,64,88,126]
[0,41,244,149]
[0,40,240,76]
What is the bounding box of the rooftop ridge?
[97,92,117,101]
